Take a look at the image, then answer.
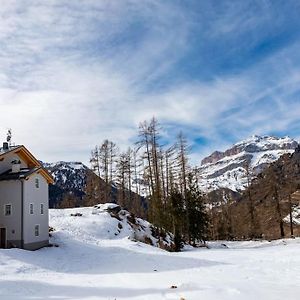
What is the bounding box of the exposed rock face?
[201,135,298,166]
[201,151,225,165]
[198,135,298,192]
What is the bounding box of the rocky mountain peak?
[198,135,298,192]
[201,135,297,166]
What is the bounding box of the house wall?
[0,152,27,174]
[0,180,22,248]
[23,173,49,250]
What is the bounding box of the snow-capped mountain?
[44,135,298,205]
[43,161,90,207]
[198,135,298,192]
[45,161,87,192]
[44,161,145,214]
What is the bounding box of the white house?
[0,142,53,250]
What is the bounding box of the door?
[0,228,6,248]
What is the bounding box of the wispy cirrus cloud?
[0,0,300,165]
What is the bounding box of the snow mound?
[50,205,175,251]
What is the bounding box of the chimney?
[3,142,9,150]
[11,160,21,173]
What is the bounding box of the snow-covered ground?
[1,207,300,300]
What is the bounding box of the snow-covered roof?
[0,145,21,156]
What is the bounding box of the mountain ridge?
[44,135,299,209]
[198,135,298,192]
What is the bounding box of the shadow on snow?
[2,232,225,275]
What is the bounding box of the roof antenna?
[7,128,12,146]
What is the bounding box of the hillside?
[44,135,298,214]
[45,136,298,200]
[44,161,88,207]
[1,208,300,299]
[198,135,298,192]
[219,147,300,239]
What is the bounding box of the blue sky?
[1,0,300,164]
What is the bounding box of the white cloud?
[0,1,300,166]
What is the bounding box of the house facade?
[0,143,53,250]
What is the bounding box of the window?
[35,178,39,188]
[40,204,44,215]
[30,204,34,214]
[5,204,12,216]
[34,225,39,237]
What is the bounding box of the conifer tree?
[269,166,285,238]
[115,151,129,208]
[176,132,189,198]
[90,146,101,177]
[87,116,211,249]
[169,188,185,251]
[137,118,164,227]
[245,162,256,239]
[185,173,209,244]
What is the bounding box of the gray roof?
[0,167,42,181]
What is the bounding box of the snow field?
[0,207,300,299]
